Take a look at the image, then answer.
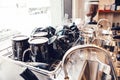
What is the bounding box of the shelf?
[111,27,120,30]
[99,10,120,14]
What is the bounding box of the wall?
[0,0,64,35]
[72,0,88,21]
[50,0,64,26]
[99,0,114,6]
[98,0,120,23]
[72,0,115,21]
[64,0,72,19]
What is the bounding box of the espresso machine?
[84,0,99,24]
[79,0,99,45]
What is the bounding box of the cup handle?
[22,48,31,62]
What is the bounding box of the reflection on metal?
[0,45,118,80]
[92,19,113,48]
[62,45,117,80]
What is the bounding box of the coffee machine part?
[84,0,99,24]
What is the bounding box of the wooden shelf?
[99,10,120,14]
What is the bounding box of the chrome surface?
[0,45,118,80]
